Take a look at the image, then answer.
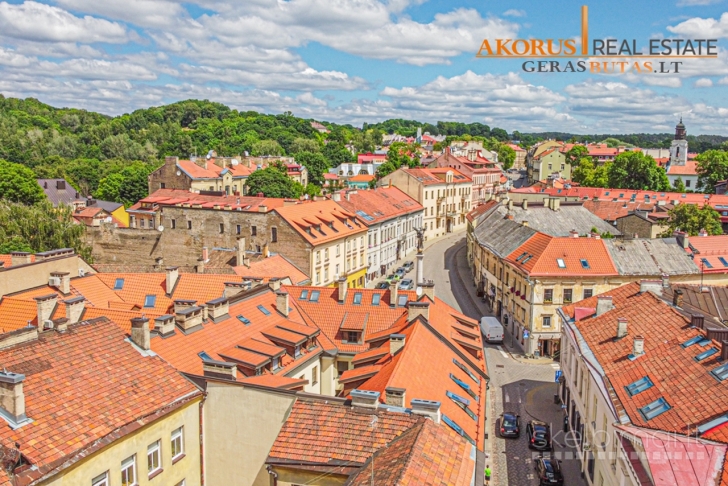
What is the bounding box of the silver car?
[399,279,414,290]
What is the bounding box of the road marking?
[551,363,561,369]
[497,346,509,358]
[505,393,510,403]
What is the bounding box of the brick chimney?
[691,314,705,329]
[64,296,85,324]
[420,281,435,301]
[569,229,579,238]
[390,333,406,355]
[407,301,430,321]
[332,192,341,202]
[165,267,179,295]
[154,314,176,337]
[173,299,197,314]
[596,296,614,316]
[130,317,151,351]
[276,291,289,317]
[410,399,441,423]
[350,389,380,410]
[268,277,281,291]
[673,289,684,307]
[389,280,398,307]
[616,317,628,339]
[337,277,347,303]
[639,280,662,296]
[206,297,230,323]
[722,341,728,362]
[34,294,57,326]
[675,231,689,249]
[223,282,247,298]
[632,335,645,356]
[0,370,27,425]
[175,306,204,331]
[384,387,406,408]
[202,359,238,381]
[49,271,70,295]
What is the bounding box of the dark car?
[534,456,564,485]
[526,420,553,451]
[499,412,520,438]
[375,282,388,289]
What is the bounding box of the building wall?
[284,353,328,395]
[148,157,193,193]
[0,254,94,298]
[43,398,201,486]
[666,173,699,191]
[310,231,368,288]
[365,211,423,281]
[615,215,667,239]
[203,383,296,486]
[534,150,569,182]
[272,466,348,486]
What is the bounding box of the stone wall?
[148,157,193,194]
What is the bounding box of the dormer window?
[294,345,301,358]
[271,356,281,370]
[346,331,361,344]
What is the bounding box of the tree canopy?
[245,166,302,198]
[695,149,728,193]
[95,162,156,207]
[294,151,329,186]
[606,152,670,191]
[660,204,723,237]
[0,159,46,205]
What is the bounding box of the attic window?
[353,292,362,305]
[711,363,728,382]
[580,259,591,270]
[521,255,533,264]
[309,290,320,302]
[237,315,251,325]
[114,278,124,290]
[450,373,478,401]
[300,290,309,300]
[447,391,477,421]
[397,295,407,307]
[198,351,212,360]
[257,305,271,316]
[144,295,156,308]
[372,293,381,306]
[556,259,566,269]
[682,336,703,347]
[453,358,480,384]
[515,252,528,262]
[701,258,713,269]
[719,257,728,267]
[639,397,671,421]
[442,414,475,445]
[625,376,653,396]
[695,348,719,362]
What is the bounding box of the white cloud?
[677,0,722,5]
[503,9,526,17]
[668,12,728,37]
[694,77,713,87]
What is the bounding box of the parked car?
[480,316,504,344]
[403,261,414,272]
[526,420,553,451]
[534,456,563,485]
[386,273,400,282]
[399,279,414,290]
[499,412,521,438]
[395,267,406,278]
[375,282,388,289]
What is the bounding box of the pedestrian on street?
[484,464,491,483]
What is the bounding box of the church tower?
[669,117,688,167]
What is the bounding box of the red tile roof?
[702,423,728,486]
[177,159,253,179]
[685,236,728,274]
[131,188,286,213]
[667,161,699,176]
[0,318,200,486]
[274,200,368,246]
[348,174,375,182]
[233,255,309,284]
[582,200,656,222]
[466,200,498,223]
[0,254,36,268]
[400,168,472,186]
[334,187,423,226]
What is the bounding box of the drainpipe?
[266,465,278,486]
[199,395,207,486]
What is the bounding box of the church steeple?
[675,117,686,140]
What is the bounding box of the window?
[187,220,192,230]
[198,351,212,360]
[398,295,407,307]
[309,290,320,302]
[372,293,381,306]
[114,278,124,290]
[544,289,553,303]
[701,258,713,269]
[580,259,591,270]
[449,373,478,401]
[453,358,480,384]
[556,258,566,268]
[711,362,728,381]
[695,348,719,361]
[442,414,475,446]
[144,295,156,308]
[271,227,278,243]
[639,398,671,421]
[171,219,176,229]
[542,316,552,328]
[300,290,309,300]
[337,361,349,376]
[583,289,593,299]
[346,331,360,343]
[353,292,362,305]
[92,472,109,486]
[626,376,653,396]
[236,315,250,325]
[686,179,691,187]
[257,304,271,316]
[171,427,184,461]
[147,440,162,476]
[140,219,145,228]
[219,223,224,234]
[719,257,728,267]
[312,366,319,385]
[121,455,136,486]
[251,225,257,236]
[563,289,573,303]
[236,224,241,235]
[160,182,166,189]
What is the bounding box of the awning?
[537,333,562,341]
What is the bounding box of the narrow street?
[424,232,587,486]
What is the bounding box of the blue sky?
[1,0,728,134]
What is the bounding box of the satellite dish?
[416,287,423,297]
[231,159,239,166]
[157,225,164,232]
[176,170,181,176]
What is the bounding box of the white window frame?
[121,455,136,486]
[92,472,109,486]
[147,440,162,476]
[171,426,184,461]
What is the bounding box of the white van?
[481,316,504,344]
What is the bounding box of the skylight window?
[446,390,470,406]
[701,258,713,269]
[695,348,719,362]
[144,295,156,308]
[257,304,271,316]
[515,252,528,262]
[450,373,478,401]
[372,293,381,306]
[300,290,309,300]
[453,358,480,384]
[682,335,703,348]
[198,351,212,361]
[556,259,566,269]
[719,257,728,267]
[521,255,533,264]
[113,278,124,290]
[580,259,591,270]
[625,377,653,397]
[711,363,728,382]
[442,415,475,445]
[639,398,671,421]
[237,315,250,325]
[398,295,407,307]
[309,290,320,302]
[353,293,362,305]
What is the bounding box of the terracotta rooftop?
[582,199,657,222]
[667,161,699,176]
[400,168,472,186]
[129,188,287,213]
[176,159,253,179]
[334,187,423,226]
[685,235,728,274]
[274,199,368,246]
[232,254,310,285]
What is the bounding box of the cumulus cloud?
[694,77,713,87]
[503,9,526,17]
[668,12,728,37]
[676,0,723,5]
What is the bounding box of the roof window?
[695,348,719,362]
[113,278,124,290]
[450,373,478,401]
[639,398,671,421]
[701,258,713,269]
[198,351,212,360]
[515,252,528,262]
[442,414,475,445]
[625,376,653,396]
[556,258,566,269]
[353,292,362,305]
[682,335,703,348]
[144,295,156,308]
[719,257,728,267]
[397,295,407,307]
[257,304,271,316]
[237,315,251,325]
[453,358,480,384]
[309,290,320,302]
[580,259,591,270]
[710,363,728,382]
[300,290,309,300]
[372,293,381,306]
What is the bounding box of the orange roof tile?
[233,255,309,284]
[667,161,699,176]
[274,200,367,246]
[335,187,423,227]
[240,374,308,389]
[401,167,472,186]
[0,254,36,268]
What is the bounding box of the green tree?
[660,204,723,237]
[672,177,686,193]
[322,141,355,167]
[289,138,320,154]
[607,152,670,191]
[95,162,155,207]
[0,159,46,204]
[695,150,728,193]
[564,145,588,166]
[497,144,516,171]
[294,151,329,186]
[252,140,284,156]
[245,167,302,198]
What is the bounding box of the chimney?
[206,297,230,323]
[350,389,380,409]
[258,204,268,213]
[49,271,70,295]
[410,399,441,423]
[721,341,728,362]
[154,314,176,337]
[591,231,601,240]
[632,335,645,356]
[34,294,57,326]
[130,317,151,351]
[673,289,684,307]
[276,291,289,317]
[389,280,398,307]
[268,277,280,291]
[420,281,435,301]
[166,267,179,295]
[53,318,68,332]
[675,231,689,249]
[507,200,513,211]
[345,191,351,202]
[407,301,430,321]
[570,229,579,238]
[173,299,197,314]
[699,228,708,237]
[337,277,347,303]
[224,281,248,298]
[521,220,529,227]
[0,370,27,425]
[384,387,406,408]
[56,180,65,190]
[596,296,614,316]
[202,247,209,262]
[691,314,705,329]
[263,243,270,258]
[236,237,246,266]
[521,200,528,210]
[10,252,32,266]
[202,359,238,381]
[639,280,662,296]
[386,332,406,357]
[175,306,204,331]
[552,198,561,211]
[64,296,85,324]
[662,274,670,289]
[616,317,628,338]
[332,192,341,202]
